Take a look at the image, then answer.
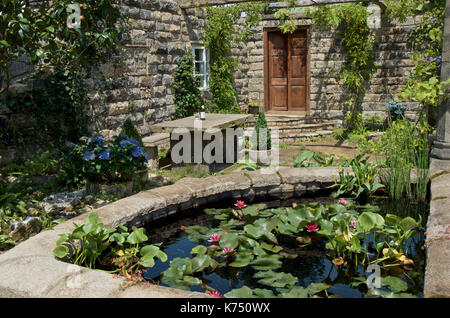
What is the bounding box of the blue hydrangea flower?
[119,132,128,138]
[131,146,144,158]
[120,139,132,148]
[95,136,104,147]
[143,151,149,163]
[83,151,96,161]
[128,138,140,147]
[99,150,111,160]
[436,56,442,68]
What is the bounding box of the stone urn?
[248,148,273,166]
[86,180,133,198]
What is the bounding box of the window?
[192,46,209,90]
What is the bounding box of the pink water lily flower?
[208,290,223,298]
[306,223,319,233]
[234,200,246,209]
[208,233,221,244]
[292,203,298,208]
[222,247,235,255]
[350,219,357,229]
[339,199,347,206]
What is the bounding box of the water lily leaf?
[278,286,308,298]
[109,233,126,245]
[219,233,240,249]
[242,204,264,216]
[224,286,255,298]
[53,244,69,258]
[306,282,332,295]
[381,276,408,293]
[251,255,283,271]
[252,288,276,298]
[182,275,202,286]
[244,224,265,239]
[86,212,99,225]
[204,208,232,215]
[254,271,298,288]
[357,212,384,232]
[385,213,401,225]
[191,254,212,272]
[260,242,283,253]
[191,245,207,256]
[228,252,254,268]
[318,219,333,236]
[366,288,416,298]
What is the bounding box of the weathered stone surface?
[244,170,281,188]
[424,239,450,297]
[8,217,42,242]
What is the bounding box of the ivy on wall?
[305,3,378,131]
[203,3,265,113]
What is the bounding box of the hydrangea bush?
[62,133,148,185]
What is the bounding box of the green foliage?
[293,151,336,167]
[171,54,202,119]
[274,8,298,34]
[21,151,61,176]
[0,234,15,250]
[377,119,429,201]
[332,154,384,203]
[53,212,167,275]
[250,109,271,150]
[121,118,143,147]
[203,3,265,113]
[306,4,377,132]
[61,134,147,186]
[0,0,125,146]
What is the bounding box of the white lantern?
[367,4,381,30]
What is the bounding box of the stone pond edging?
[0,166,447,297]
[423,159,450,298]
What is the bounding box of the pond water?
[143,197,428,298]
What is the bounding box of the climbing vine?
[305,3,378,131]
[203,3,266,113]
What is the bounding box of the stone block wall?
[86,3,420,138]
[243,14,420,127]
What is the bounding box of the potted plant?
[249,109,272,166]
[62,134,148,198]
[248,101,261,115]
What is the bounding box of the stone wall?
[243,14,420,127]
[86,0,209,139]
[85,3,420,138]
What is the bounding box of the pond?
[143,196,428,298]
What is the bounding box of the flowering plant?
[385,101,407,122]
[62,133,148,185]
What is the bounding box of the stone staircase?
[245,114,336,144]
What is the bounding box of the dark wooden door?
[266,30,308,112]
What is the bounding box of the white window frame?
[192,45,210,91]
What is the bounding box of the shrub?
[171,54,202,119]
[121,118,143,147]
[250,109,271,150]
[62,134,148,185]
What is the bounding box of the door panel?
[266,30,308,112]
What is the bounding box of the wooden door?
[266,30,308,112]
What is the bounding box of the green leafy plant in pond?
[352,275,417,298]
[331,154,385,203]
[53,212,167,278]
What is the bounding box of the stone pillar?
[432,0,450,159]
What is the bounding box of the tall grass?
[381,118,429,201]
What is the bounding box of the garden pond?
[141,197,428,298]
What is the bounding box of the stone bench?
[142,133,170,170]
